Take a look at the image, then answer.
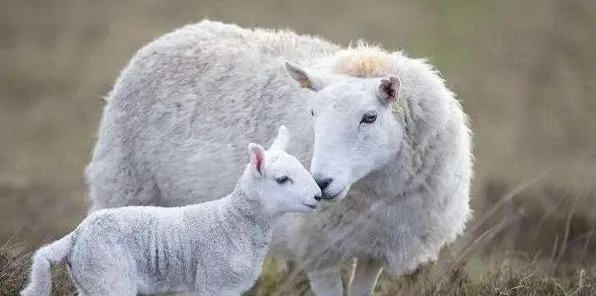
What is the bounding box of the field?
[1,0,595,295]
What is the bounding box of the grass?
[3,246,596,296]
[0,241,74,296]
[3,183,596,295]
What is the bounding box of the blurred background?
[1,0,595,294]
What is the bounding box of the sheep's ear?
[285,62,323,91]
[376,75,401,104]
[248,143,266,175]
[269,125,290,151]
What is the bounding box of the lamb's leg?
[76,285,137,296]
[346,257,383,296]
[73,272,138,296]
[306,267,344,296]
[70,248,139,296]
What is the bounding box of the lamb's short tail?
[20,233,74,296]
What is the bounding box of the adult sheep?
[86,19,473,296]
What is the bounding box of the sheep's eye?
[276,176,291,184]
[310,110,314,117]
[361,112,377,124]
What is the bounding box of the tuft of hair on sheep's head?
[245,125,322,214]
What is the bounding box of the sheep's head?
[246,126,322,215]
[285,61,404,200]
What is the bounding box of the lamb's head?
[285,62,403,200]
[245,126,322,214]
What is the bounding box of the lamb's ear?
[269,125,290,151]
[248,143,266,175]
[285,62,323,91]
[376,75,401,104]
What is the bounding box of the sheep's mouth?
[322,186,349,201]
[303,203,317,210]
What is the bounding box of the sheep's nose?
[315,178,333,191]
[314,194,322,201]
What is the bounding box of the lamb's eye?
[276,176,291,184]
[361,112,377,124]
[310,110,315,117]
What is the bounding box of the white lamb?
[21,126,322,296]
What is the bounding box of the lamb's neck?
[221,185,273,240]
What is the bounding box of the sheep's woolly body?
[85,19,473,294]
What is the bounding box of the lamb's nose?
[315,178,333,191]
[314,194,322,201]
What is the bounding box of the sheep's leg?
[306,267,344,296]
[346,257,383,296]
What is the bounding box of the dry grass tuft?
[0,242,74,296]
[473,180,596,274]
[242,254,596,296]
